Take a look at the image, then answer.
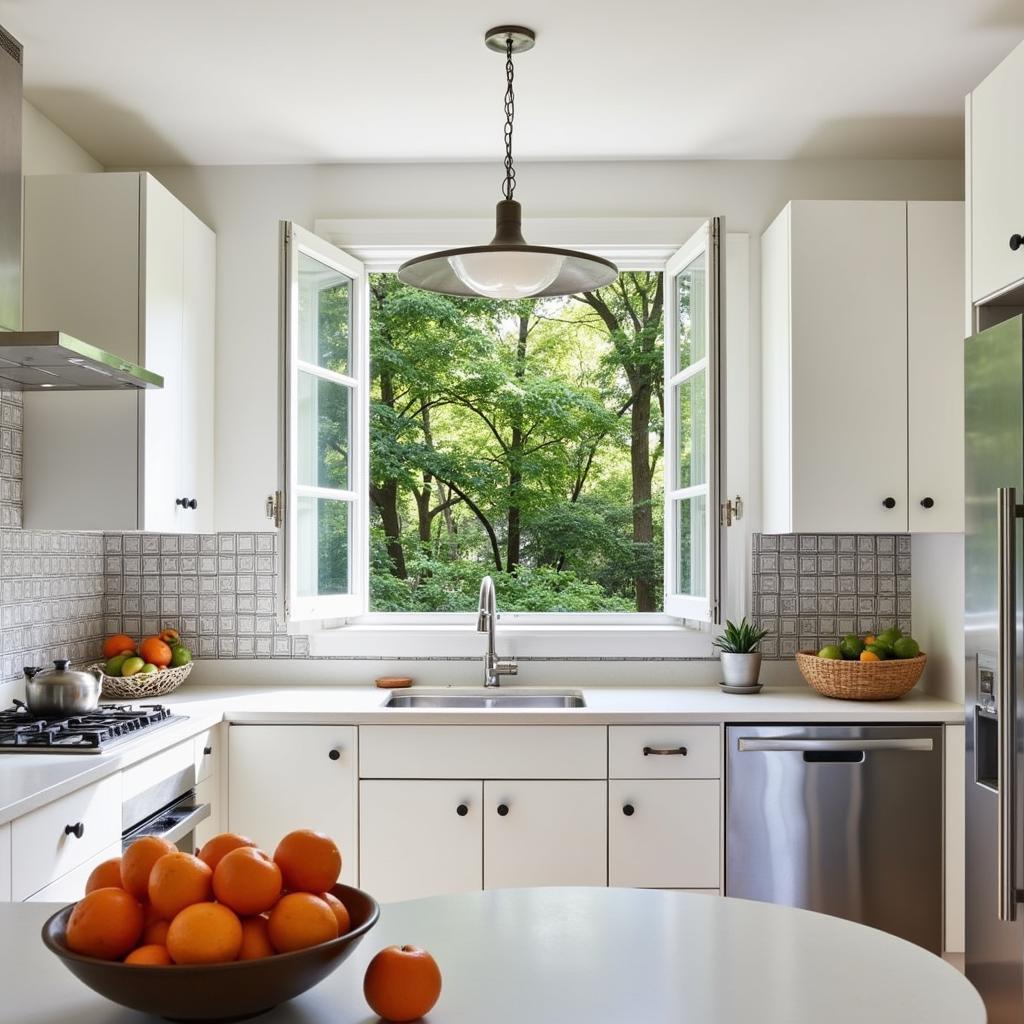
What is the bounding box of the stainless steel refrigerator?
[966,313,1024,1022]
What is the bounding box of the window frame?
[281,222,370,623]
[663,218,724,624]
[281,218,744,653]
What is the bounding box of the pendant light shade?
[397,27,617,300]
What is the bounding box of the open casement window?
[281,223,369,622]
[663,218,724,623]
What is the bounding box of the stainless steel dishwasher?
[725,723,943,952]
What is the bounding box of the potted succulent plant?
[713,618,770,689]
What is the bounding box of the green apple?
[121,656,145,677]
[104,652,132,677]
[139,663,159,674]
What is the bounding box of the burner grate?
[0,703,181,754]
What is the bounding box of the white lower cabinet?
[194,775,222,850]
[228,725,358,884]
[608,780,720,889]
[360,781,482,902]
[26,842,122,903]
[0,823,10,901]
[484,780,607,889]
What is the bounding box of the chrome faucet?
[476,575,518,687]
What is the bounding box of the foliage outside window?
[367,272,667,613]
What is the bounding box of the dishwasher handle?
[737,737,933,753]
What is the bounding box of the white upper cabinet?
[761,200,963,535]
[969,39,1024,303]
[22,172,215,531]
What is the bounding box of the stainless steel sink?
[385,689,585,709]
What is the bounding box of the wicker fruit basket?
[92,661,193,701]
[795,651,926,701]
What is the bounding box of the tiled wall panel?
[752,533,912,659]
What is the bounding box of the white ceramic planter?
[720,652,762,688]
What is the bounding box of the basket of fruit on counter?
[38,828,415,1023]
[92,629,194,700]
[796,627,926,701]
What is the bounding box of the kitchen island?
[2,887,984,1023]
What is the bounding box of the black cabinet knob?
[622,804,635,817]
[1011,234,1024,252]
[64,822,84,839]
[456,804,469,817]
[497,804,509,817]
[176,497,198,510]
[328,748,341,761]
[203,746,212,756]
[920,497,935,509]
[882,497,896,509]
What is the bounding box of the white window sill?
[305,621,714,660]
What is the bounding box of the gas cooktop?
[0,701,185,754]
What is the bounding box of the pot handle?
[22,667,40,680]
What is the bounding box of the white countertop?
[0,681,964,826]
[1,887,984,1023]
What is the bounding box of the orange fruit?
[274,830,342,893]
[321,891,351,934]
[139,636,173,668]
[267,892,338,953]
[85,857,123,894]
[364,945,442,1022]
[238,916,275,961]
[860,650,881,662]
[213,846,282,916]
[147,852,212,920]
[143,918,170,946]
[121,836,176,900]
[159,628,180,645]
[65,887,144,961]
[166,903,243,965]
[197,832,256,872]
[124,944,172,966]
[102,634,136,659]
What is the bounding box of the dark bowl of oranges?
[40,829,380,1022]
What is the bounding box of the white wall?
[22,101,102,175]
[134,158,964,532]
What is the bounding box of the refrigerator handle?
[997,486,1023,921]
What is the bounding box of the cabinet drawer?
[608,780,720,889]
[194,726,220,784]
[609,726,720,779]
[25,842,122,903]
[12,775,121,901]
[360,726,607,779]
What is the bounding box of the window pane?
[297,371,350,489]
[676,494,706,597]
[676,369,706,489]
[298,251,351,374]
[296,496,350,597]
[675,251,706,372]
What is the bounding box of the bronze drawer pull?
[642,746,688,757]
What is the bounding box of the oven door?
[122,793,211,855]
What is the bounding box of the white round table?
[0,888,984,1023]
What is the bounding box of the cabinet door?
[180,209,216,532]
[907,202,965,533]
[789,201,909,532]
[483,780,606,890]
[228,725,358,884]
[360,781,482,902]
[0,823,10,901]
[141,174,184,533]
[24,842,121,903]
[608,780,720,889]
[971,42,1024,302]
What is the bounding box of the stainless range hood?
[0,24,162,392]
[0,332,163,390]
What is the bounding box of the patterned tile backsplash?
[751,533,912,659]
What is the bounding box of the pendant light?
[397,26,618,299]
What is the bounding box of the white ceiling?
[1,0,1021,166]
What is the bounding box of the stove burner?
[0,703,180,753]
